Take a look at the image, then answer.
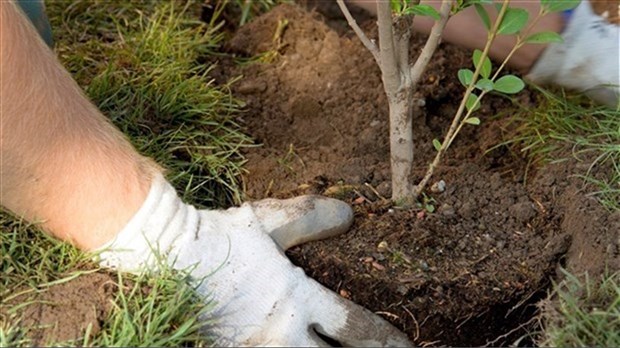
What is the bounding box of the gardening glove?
[97,173,412,347]
[527,0,619,108]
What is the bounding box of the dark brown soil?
[213,3,620,346]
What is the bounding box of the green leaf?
[494,75,525,94]
[475,78,494,92]
[474,4,491,30]
[391,0,403,13]
[404,4,441,20]
[432,138,442,151]
[465,93,481,112]
[541,0,580,12]
[453,0,492,13]
[472,49,492,79]
[465,117,481,125]
[524,31,564,44]
[498,8,529,35]
[458,69,474,86]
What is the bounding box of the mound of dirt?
[214,3,619,346]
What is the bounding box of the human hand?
[98,174,412,346]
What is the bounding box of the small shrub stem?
[413,0,511,200]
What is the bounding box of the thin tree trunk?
[339,0,450,205]
[377,2,414,205]
[388,88,414,204]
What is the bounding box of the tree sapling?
[337,0,579,206]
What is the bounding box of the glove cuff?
[96,173,199,272]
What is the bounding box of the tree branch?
[409,0,453,87]
[395,15,412,86]
[336,0,380,63]
[377,0,401,93]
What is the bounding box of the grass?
[1,217,87,293]
[226,0,288,26]
[49,0,252,208]
[0,212,211,347]
[87,270,212,347]
[537,270,620,347]
[1,0,258,346]
[501,86,620,211]
[501,87,620,346]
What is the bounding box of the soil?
[212,3,619,346]
[5,2,618,346]
[0,272,117,345]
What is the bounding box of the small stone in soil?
[440,203,456,218]
[431,180,446,193]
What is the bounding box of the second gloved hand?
[98,173,412,347]
[528,0,619,108]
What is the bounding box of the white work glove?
[98,174,411,347]
[527,0,620,108]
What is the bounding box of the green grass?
[87,270,212,347]
[226,0,288,26]
[48,0,252,208]
[1,216,87,293]
[537,270,620,347]
[0,212,210,347]
[2,1,255,346]
[501,87,620,346]
[501,86,620,211]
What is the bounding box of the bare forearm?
[0,1,156,250]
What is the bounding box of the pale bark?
[338,0,453,205]
[410,0,453,88]
[388,89,414,203]
[376,2,401,95]
[335,0,380,64]
[376,2,415,204]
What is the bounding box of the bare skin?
[0,1,157,250]
[347,0,565,73]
